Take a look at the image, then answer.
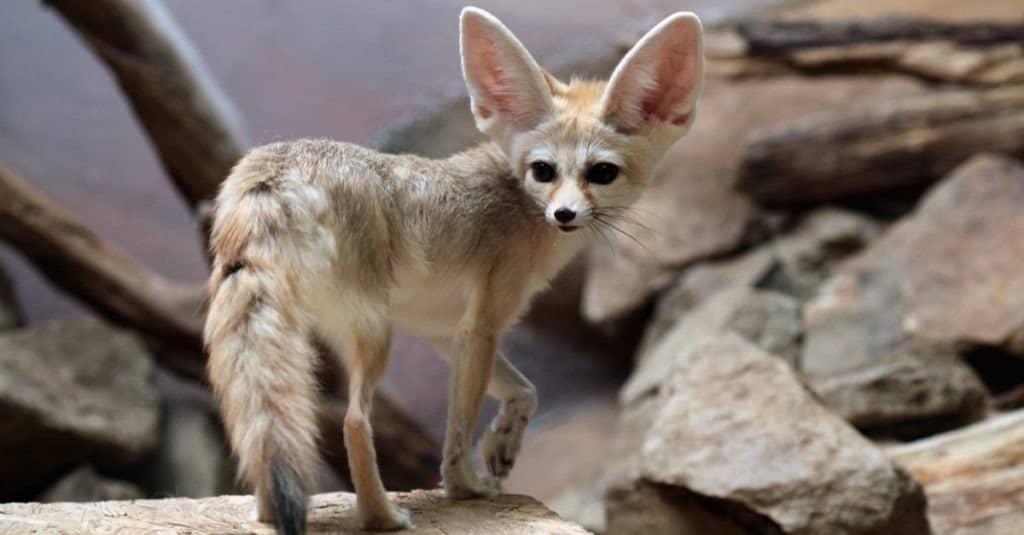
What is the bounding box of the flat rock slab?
[0,318,158,500]
[890,410,1024,535]
[0,490,589,534]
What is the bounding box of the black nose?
[554,208,576,223]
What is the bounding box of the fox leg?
[479,353,537,479]
[441,325,500,499]
[320,317,411,531]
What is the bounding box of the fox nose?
[554,207,576,223]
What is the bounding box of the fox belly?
[389,266,473,341]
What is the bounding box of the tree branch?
[43,0,246,212]
[0,161,204,353]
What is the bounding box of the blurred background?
[2,0,1024,533]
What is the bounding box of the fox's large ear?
[460,7,553,141]
[601,13,704,136]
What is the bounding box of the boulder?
[889,410,1024,535]
[0,318,159,500]
[39,466,143,503]
[623,287,803,404]
[803,155,1024,432]
[0,490,589,534]
[581,74,925,324]
[133,401,231,498]
[610,335,930,534]
[639,206,879,357]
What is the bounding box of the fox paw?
[443,469,500,500]
[361,505,412,532]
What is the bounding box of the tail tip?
[271,461,308,535]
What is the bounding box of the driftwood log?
[43,0,246,219]
[736,86,1024,206]
[0,161,204,354]
[710,18,1024,86]
[0,490,588,534]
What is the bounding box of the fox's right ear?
[460,7,553,143]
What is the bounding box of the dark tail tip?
[271,460,308,535]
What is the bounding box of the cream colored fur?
[204,7,704,533]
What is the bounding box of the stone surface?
[39,466,143,503]
[889,410,1024,535]
[623,287,803,404]
[0,318,159,500]
[623,334,929,534]
[581,74,925,324]
[0,490,589,534]
[803,155,1024,431]
[134,401,231,498]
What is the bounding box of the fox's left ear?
[601,12,704,137]
[460,7,554,143]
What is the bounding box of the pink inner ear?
[640,34,698,123]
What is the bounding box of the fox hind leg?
[319,314,411,532]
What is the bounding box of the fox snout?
[544,183,591,232]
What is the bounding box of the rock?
[612,334,930,534]
[889,410,1024,535]
[581,74,926,324]
[0,318,159,500]
[765,208,882,300]
[606,481,753,535]
[813,343,988,437]
[803,155,1024,432]
[0,490,590,534]
[623,287,803,404]
[39,466,143,503]
[638,207,880,359]
[134,401,231,498]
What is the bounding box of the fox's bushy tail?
[204,158,325,535]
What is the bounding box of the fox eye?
[586,162,619,185]
[530,161,556,183]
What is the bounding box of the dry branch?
[44,0,246,212]
[711,18,1024,86]
[0,161,204,353]
[736,86,1024,206]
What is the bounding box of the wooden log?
[736,86,1024,206]
[710,18,1024,86]
[43,0,246,214]
[736,18,1024,54]
[889,411,1024,534]
[0,490,589,534]
[0,161,204,355]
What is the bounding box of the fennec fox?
[205,6,703,534]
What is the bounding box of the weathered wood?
[710,18,1024,86]
[736,18,1024,54]
[736,86,1024,206]
[889,410,1024,534]
[0,490,588,534]
[0,161,204,355]
[44,0,246,214]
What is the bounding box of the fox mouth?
[558,224,580,233]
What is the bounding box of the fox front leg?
[479,352,537,479]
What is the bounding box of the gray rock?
[618,334,929,535]
[135,401,230,498]
[803,155,1024,432]
[0,263,23,331]
[0,318,159,500]
[39,466,143,503]
[623,287,803,404]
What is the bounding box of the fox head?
[460,7,704,233]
